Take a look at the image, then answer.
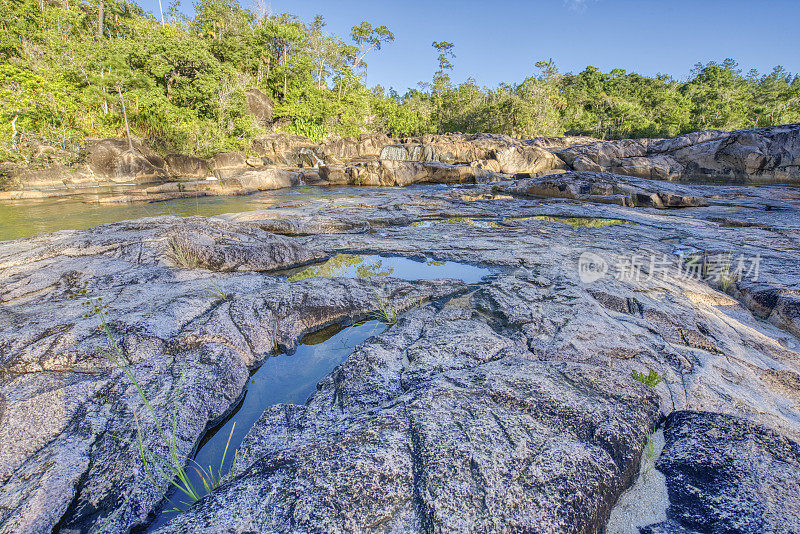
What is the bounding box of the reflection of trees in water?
[357,259,393,278]
[287,254,394,281]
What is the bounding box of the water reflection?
[148,320,385,531]
[279,254,491,284]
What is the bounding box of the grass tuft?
[71,283,237,517]
[167,236,203,269]
[369,285,399,326]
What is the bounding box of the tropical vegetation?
[1,0,799,162]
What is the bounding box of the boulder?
[164,154,210,179]
[641,411,800,534]
[558,124,800,184]
[321,160,495,187]
[251,133,314,165]
[498,171,709,208]
[223,167,299,191]
[381,133,517,164]
[83,138,168,184]
[492,144,566,175]
[321,133,391,161]
[209,152,247,180]
[244,88,273,125]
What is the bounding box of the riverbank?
[2,124,799,206]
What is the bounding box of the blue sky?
[139,0,800,92]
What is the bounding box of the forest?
[1,0,799,160]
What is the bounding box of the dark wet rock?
[154,307,661,533]
[558,123,800,184]
[640,411,800,534]
[244,88,273,125]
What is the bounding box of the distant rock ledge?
[2,124,798,201]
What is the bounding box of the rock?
[558,124,800,184]
[297,147,325,168]
[498,171,709,208]
[356,132,392,157]
[83,138,168,184]
[321,160,496,187]
[251,133,315,165]
[0,217,464,533]
[318,164,349,184]
[527,135,602,151]
[380,143,439,162]
[2,175,800,533]
[244,88,273,125]
[154,307,661,533]
[221,167,299,192]
[492,144,566,175]
[321,133,392,161]
[381,133,518,164]
[164,154,210,179]
[209,152,247,180]
[640,411,800,534]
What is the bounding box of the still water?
[0,185,447,242]
[148,320,386,530]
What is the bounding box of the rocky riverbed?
[2,123,799,203]
[1,132,800,533]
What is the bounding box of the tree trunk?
[98,0,104,37]
[10,114,18,150]
[117,85,134,152]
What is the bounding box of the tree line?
[1,0,798,160]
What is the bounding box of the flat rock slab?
[1,176,800,533]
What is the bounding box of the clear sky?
[138,0,800,92]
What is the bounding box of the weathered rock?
[209,152,247,180]
[221,167,299,192]
[244,88,273,125]
[164,154,210,179]
[492,144,566,175]
[251,133,315,165]
[0,217,465,533]
[381,133,518,164]
[640,411,800,534]
[498,171,709,207]
[2,176,800,533]
[558,124,800,184]
[321,160,496,187]
[320,133,392,161]
[154,306,661,533]
[83,138,168,183]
